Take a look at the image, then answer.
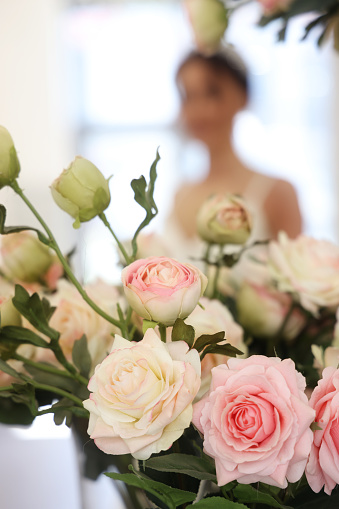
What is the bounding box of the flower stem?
[99,212,132,265]
[14,353,88,386]
[22,375,84,407]
[10,181,122,330]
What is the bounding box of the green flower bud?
[0,126,20,189]
[51,156,111,228]
[1,232,54,283]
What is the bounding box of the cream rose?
[83,329,201,460]
[197,194,252,245]
[121,256,207,326]
[0,125,20,189]
[34,280,124,370]
[193,355,315,487]
[268,232,339,315]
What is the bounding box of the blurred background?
[0,0,339,506]
[1,0,339,282]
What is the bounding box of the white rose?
[83,329,201,460]
[268,233,339,315]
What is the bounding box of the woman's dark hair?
[176,48,249,96]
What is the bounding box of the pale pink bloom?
[34,280,124,371]
[193,355,315,487]
[83,329,201,460]
[306,367,339,494]
[268,232,339,315]
[257,0,292,16]
[122,256,207,326]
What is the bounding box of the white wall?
[0,0,76,252]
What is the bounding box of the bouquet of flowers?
[184,0,339,52]
[1,125,339,509]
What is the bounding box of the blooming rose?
[83,329,201,460]
[193,355,315,487]
[34,280,124,371]
[197,194,252,245]
[268,232,339,315]
[184,0,228,54]
[0,125,20,189]
[121,257,207,326]
[306,367,339,494]
[257,0,292,16]
[51,156,111,229]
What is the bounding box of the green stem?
[14,354,88,386]
[22,376,84,407]
[159,324,167,343]
[0,384,14,392]
[10,181,122,330]
[204,243,212,275]
[99,212,132,265]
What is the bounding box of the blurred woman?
[171,49,302,241]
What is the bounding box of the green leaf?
[0,396,35,425]
[234,484,291,509]
[0,325,49,348]
[187,498,248,508]
[72,335,91,378]
[145,453,217,482]
[0,358,22,378]
[12,285,58,340]
[142,319,158,335]
[105,470,196,509]
[131,149,160,258]
[200,343,244,361]
[194,331,226,352]
[171,318,195,348]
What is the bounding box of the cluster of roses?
[1,123,339,502]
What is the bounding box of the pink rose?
[306,367,339,494]
[83,329,201,460]
[121,256,207,326]
[193,355,315,487]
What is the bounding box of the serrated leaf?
[0,325,49,348]
[23,364,79,394]
[234,484,291,509]
[72,335,91,378]
[172,318,195,347]
[142,319,158,334]
[12,285,58,340]
[187,498,248,508]
[200,343,244,361]
[105,470,196,509]
[130,150,160,258]
[194,331,226,353]
[145,453,216,482]
[0,397,35,425]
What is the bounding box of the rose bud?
[1,231,54,283]
[122,256,208,326]
[0,296,21,327]
[0,126,20,189]
[51,156,111,228]
[184,0,228,54]
[197,194,252,245]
